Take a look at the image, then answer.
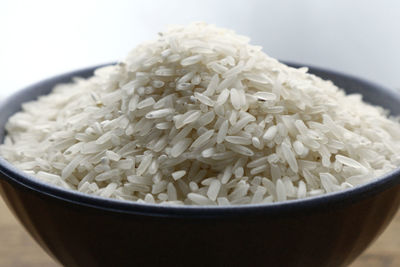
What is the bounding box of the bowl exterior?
[1,175,400,267]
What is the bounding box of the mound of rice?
[1,22,400,205]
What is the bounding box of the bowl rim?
[1,62,400,218]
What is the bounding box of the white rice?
[172,170,186,181]
[1,22,400,206]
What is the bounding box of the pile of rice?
[1,22,400,205]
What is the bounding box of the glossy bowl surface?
[0,63,400,267]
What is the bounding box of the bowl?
[0,63,400,267]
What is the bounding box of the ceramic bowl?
[0,63,399,267]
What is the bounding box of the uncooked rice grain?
[1,22,400,206]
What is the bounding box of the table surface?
[0,198,399,267]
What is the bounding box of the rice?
[1,22,400,206]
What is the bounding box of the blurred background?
[1,0,400,100]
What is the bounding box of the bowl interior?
[1,62,400,217]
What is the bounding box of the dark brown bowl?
[0,63,400,267]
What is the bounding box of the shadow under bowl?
[0,62,400,267]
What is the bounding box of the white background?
[1,0,400,99]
